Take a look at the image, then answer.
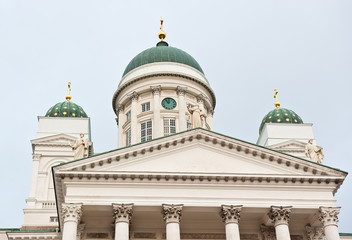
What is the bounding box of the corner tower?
[23,83,92,229]
[113,20,216,147]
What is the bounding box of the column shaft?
[151,86,161,138]
[115,222,129,240]
[61,203,82,240]
[28,154,41,199]
[225,223,240,240]
[177,87,186,132]
[166,222,181,240]
[275,224,291,240]
[117,106,124,148]
[220,205,242,240]
[62,221,79,240]
[268,206,292,240]
[130,92,138,144]
[113,203,134,240]
[162,204,183,240]
[319,207,341,240]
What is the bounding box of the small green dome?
[45,101,88,118]
[259,108,303,134]
[122,41,204,77]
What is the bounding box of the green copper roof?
[259,107,303,134]
[45,101,88,118]
[122,41,204,77]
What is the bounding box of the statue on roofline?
[72,133,89,160]
[305,139,324,164]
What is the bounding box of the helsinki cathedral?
[0,20,350,240]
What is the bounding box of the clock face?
[161,97,177,110]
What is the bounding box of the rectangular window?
[141,120,152,142]
[126,128,131,146]
[50,216,58,222]
[126,111,131,121]
[164,118,176,136]
[142,102,150,112]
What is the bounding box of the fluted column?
[319,207,341,240]
[151,86,161,138]
[268,206,292,240]
[177,87,187,132]
[162,204,183,240]
[112,203,134,240]
[117,105,124,148]
[129,92,138,144]
[62,203,83,240]
[220,205,243,240]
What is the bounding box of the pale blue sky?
[0,0,351,232]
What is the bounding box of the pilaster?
[151,86,161,138]
[129,91,139,144]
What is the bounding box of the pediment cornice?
[53,129,346,178]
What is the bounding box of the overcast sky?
[0,0,351,232]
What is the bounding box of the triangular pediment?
[31,133,77,145]
[54,129,345,178]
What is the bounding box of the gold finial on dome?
[66,82,72,102]
[273,89,280,109]
[158,19,166,41]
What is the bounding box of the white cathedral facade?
[0,22,350,240]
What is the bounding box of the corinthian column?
[61,203,83,240]
[117,105,124,148]
[177,87,187,132]
[151,86,161,138]
[112,203,134,240]
[220,205,243,240]
[268,206,292,240]
[319,207,341,240]
[162,204,183,240]
[129,92,138,144]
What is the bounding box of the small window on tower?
[126,128,131,146]
[50,216,58,222]
[141,102,150,112]
[126,111,131,121]
[164,118,176,136]
[141,120,152,142]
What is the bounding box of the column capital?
[176,86,187,96]
[319,207,340,227]
[62,203,83,223]
[268,206,292,226]
[32,154,42,161]
[220,205,243,224]
[129,91,139,101]
[117,104,124,112]
[112,203,134,223]
[151,85,161,95]
[196,94,206,103]
[162,204,183,224]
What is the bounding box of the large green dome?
[122,41,204,77]
[45,101,88,118]
[259,107,303,134]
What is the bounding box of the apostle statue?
[187,104,206,128]
[72,133,89,160]
[305,139,324,164]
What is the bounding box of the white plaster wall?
[36,117,91,139]
[257,123,315,146]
